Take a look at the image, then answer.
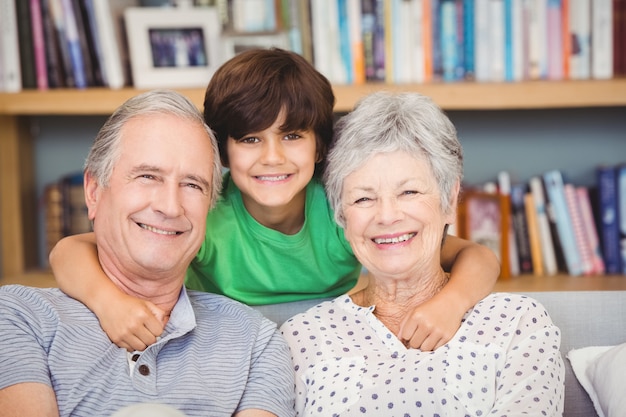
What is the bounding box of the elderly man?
[0,90,295,417]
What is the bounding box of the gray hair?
[84,89,222,208]
[324,91,463,227]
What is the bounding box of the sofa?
[253,290,626,417]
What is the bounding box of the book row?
[42,172,91,258]
[454,164,626,279]
[1,0,625,92]
[301,0,626,84]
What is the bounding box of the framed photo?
[124,7,221,89]
[221,32,291,61]
[457,190,511,279]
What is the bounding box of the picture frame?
[457,190,511,279]
[221,32,291,61]
[124,7,221,89]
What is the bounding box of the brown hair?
[203,48,335,175]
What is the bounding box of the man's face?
[85,113,214,281]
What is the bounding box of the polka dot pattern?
[280,292,564,416]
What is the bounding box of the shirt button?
[131,354,140,362]
[138,365,150,376]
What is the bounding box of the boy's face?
[225,111,317,226]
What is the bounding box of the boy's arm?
[399,235,500,350]
[49,233,166,351]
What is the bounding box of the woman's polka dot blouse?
[280,292,564,416]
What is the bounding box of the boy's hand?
[98,293,167,352]
[398,296,465,351]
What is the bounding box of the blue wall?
[32,107,626,266]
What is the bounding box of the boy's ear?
[83,171,100,220]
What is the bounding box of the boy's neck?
[242,190,307,235]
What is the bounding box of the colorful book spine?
[576,186,605,274]
[92,0,125,89]
[543,170,583,276]
[591,0,613,79]
[16,0,37,89]
[512,183,534,274]
[441,0,459,81]
[618,165,626,274]
[568,0,591,79]
[546,0,563,80]
[60,0,88,88]
[524,191,543,276]
[462,0,474,79]
[30,0,49,90]
[361,0,377,80]
[529,176,558,275]
[0,0,22,92]
[347,0,365,84]
[337,0,354,84]
[564,183,594,275]
[596,166,621,274]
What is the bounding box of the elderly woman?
[280,92,564,416]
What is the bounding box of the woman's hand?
[98,293,167,352]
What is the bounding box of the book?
[462,0,474,80]
[524,191,543,276]
[361,0,377,80]
[528,176,558,275]
[576,185,605,274]
[47,0,76,87]
[564,183,594,275]
[78,0,106,87]
[511,183,534,274]
[527,0,548,80]
[60,172,91,237]
[41,0,66,88]
[30,0,49,89]
[568,0,591,79]
[543,170,583,276]
[618,164,626,274]
[546,0,563,80]
[440,0,462,82]
[347,0,365,84]
[91,0,127,89]
[15,0,37,89]
[591,0,613,79]
[0,0,22,92]
[596,165,621,274]
[59,0,88,88]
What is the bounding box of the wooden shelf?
[0,78,625,115]
[1,79,626,282]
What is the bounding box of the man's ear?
[83,171,99,220]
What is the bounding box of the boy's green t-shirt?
[185,173,361,305]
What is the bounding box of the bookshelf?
[1,79,626,289]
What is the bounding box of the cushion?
[567,344,626,417]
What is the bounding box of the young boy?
[50,48,500,352]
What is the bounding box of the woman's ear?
[83,171,99,221]
[445,180,461,225]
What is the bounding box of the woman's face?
[341,151,456,278]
